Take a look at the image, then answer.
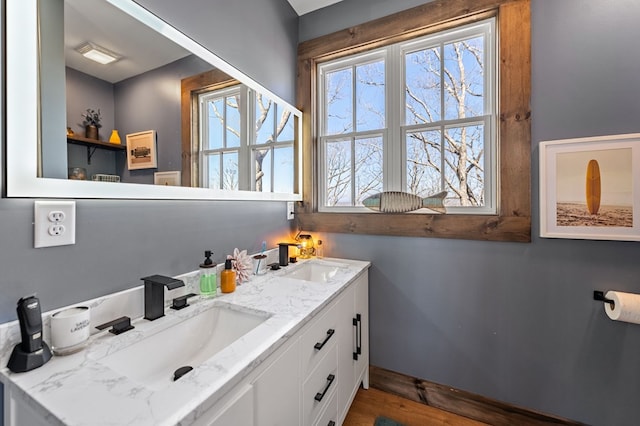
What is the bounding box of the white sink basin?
[283,260,348,282]
[95,304,270,390]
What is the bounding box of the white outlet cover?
[34,201,76,248]
[287,201,294,220]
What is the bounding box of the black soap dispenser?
[7,295,52,373]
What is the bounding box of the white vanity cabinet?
[204,269,369,426]
[1,264,369,426]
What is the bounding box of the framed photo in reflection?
[126,130,157,170]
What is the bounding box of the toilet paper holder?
[593,291,615,309]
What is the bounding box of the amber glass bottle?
[220,259,236,293]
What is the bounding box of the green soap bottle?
[199,250,217,297]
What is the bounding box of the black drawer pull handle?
[328,422,336,426]
[314,329,335,350]
[314,374,335,402]
[353,313,362,360]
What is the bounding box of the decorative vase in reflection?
[109,129,121,144]
[85,125,99,140]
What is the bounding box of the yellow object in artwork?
[109,130,121,144]
[585,159,601,215]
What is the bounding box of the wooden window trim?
[296,0,531,242]
[181,70,238,187]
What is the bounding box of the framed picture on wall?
[126,130,157,170]
[539,133,640,241]
[154,171,181,186]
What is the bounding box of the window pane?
[256,94,274,145]
[406,130,442,197]
[277,105,294,142]
[325,68,353,135]
[405,47,440,124]
[255,148,271,192]
[222,151,239,190]
[355,136,383,205]
[274,146,294,193]
[226,95,241,147]
[325,139,352,206]
[444,125,484,206]
[206,153,220,189]
[444,36,484,120]
[207,98,224,149]
[356,60,385,132]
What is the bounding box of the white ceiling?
[63,0,343,84]
[287,0,343,15]
[64,0,191,83]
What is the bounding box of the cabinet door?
[253,339,301,426]
[336,283,355,424]
[204,384,254,426]
[354,272,369,387]
[337,271,369,424]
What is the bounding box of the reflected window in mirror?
[253,95,295,194]
[188,76,297,194]
[199,86,243,190]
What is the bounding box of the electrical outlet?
[34,201,76,248]
[287,201,295,220]
[48,224,66,236]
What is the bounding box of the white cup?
[50,306,91,355]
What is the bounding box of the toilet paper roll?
[604,291,640,324]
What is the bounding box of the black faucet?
[142,275,185,321]
[278,242,299,266]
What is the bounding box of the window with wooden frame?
[297,0,531,242]
[182,70,296,194]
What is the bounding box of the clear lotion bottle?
[199,250,217,297]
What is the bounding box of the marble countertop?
[0,257,370,426]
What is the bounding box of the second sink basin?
[95,303,271,390]
[283,260,349,283]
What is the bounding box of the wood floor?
[343,387,489,426]
[364,366,582,426]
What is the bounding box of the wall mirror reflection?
[5,0,301,200]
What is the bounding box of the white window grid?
[317,18,497,214]
[198,87,295,192]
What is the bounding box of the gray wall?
[302,0,640,425]
[40,0,68,179]
[0,0,297,422]
[66,55,212,184]
[66,67,118,178]
[66,67,115,140]
[137,0,299,104]
[114,55,211,184]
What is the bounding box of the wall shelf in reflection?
[67,135,125,164]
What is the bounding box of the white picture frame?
[154,171,181,186]
[539,133,640,241]
[126,130,157,170]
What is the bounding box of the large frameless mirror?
[5,0,302,200]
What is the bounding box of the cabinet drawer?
[303,344,338,426]
[300,296,340,376]
[313,389,338,426]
